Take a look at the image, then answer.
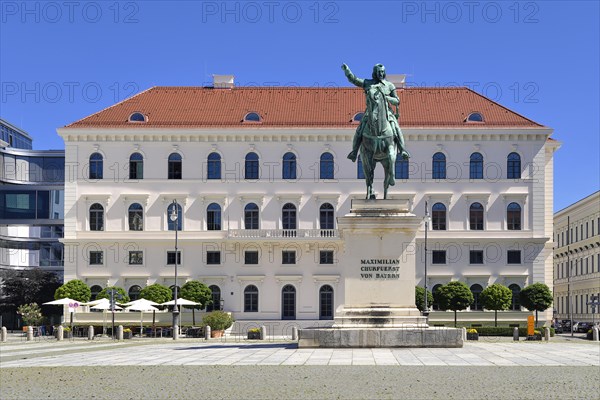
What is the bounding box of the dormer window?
[243,112,261,123]
[465,112,484,123]
[352,112,364,123]
[129,112,147,123]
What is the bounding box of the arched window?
[431,284,443,311]
[319,285,334,320]
[507,152,521,179]
[128,285,142,301]
[470,284,483,311]
[320,152,334,179]
[357,156,365,179]
[243,112,261,122]
[469,202,484,230]
[469,152,483,179]
[244,203,259,230]
[282,203,297,231]
[90,285,102,301]
[168,153,182,180]
[245,152,259,180]
[207,152,221,180]
[167,202,182,231]
[89,153,103,179]
[129,112,146,122]
[128,203,143,231]
[129,153,143,179]
[507,202,522,230]
[89,203,104,231]
[282,284,296,320]
[395,157,409,179]
[431,203,447,231]
[509,284,521,311]
[319,203,334,230]
[282,152,296,180]
[352,112,364,122]
[244,285,259,312]
[207,203,221,230]
[207,285,221,312]
[432,152,446,179]
[466,112,484,122]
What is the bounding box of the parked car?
[576,322,592,333]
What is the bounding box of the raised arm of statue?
[341,63,364,88]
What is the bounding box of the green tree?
[17,303,44,326]
[181,280,212,325]
[519,283,553,327]
[2,269,61,307]
[97,286,130,304]
[54,280,91,302]
[435,281,474,327]
[481,284,513,327]
[415,286,434,313]
[139,283,172,304]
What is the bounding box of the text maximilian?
[360,259,399,265]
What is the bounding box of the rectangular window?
[128,251,143,265]
[320,250,334,264]
[166,251,181,265]
[431,250,446,264]
[207,251,221,265]
[469,250,484,264]
[282,250,296,264]
[244,251,259,265]
[89,251,103,265]
[507,250,521,264]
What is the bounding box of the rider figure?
[342,63,410,162]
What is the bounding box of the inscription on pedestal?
[360,259,400,280]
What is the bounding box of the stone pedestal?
[298,199,462,348]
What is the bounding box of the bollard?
[26,326,34,341]
[88,325,94,340]
[593,327,599,342]
[173,324,179,341]
[291,326,298,341]
[205,326,211,340]
[1,327,7,342]
[117,325,124,341]
[260,325,267,341]
[544,327,550,341]
[461,327,467,341]
[57,326,64,341]
[513,327,519,341]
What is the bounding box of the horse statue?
[342,63,409,199]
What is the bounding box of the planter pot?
[247,331,261,340]
[467,333,479,341]
[211,330,224,338]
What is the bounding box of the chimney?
[387,74,406,89]
[213,75,234,89]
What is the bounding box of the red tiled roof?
[65,86,544,129]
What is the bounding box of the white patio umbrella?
[91,303,123,310]
[122,299,161,327]
[43,298,80,306]
[162,298,201,326]
[125,304,160,336]
[83,298,121,307]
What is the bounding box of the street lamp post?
[423,201,431,319]
[170,200,180,340]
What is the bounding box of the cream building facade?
[553,191,600,324]
[58,83,559,325]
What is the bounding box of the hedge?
[461,326,555,337]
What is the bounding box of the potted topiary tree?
[247,328,261,340]
[466,328,479,340]
[435,281,474,327]
[202,311,234,338]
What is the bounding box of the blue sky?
[1,1,598,210]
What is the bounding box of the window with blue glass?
[432,152,446,179]
[89,203,104,231]
[470,152,483,179]
[395,158,409,179]
[507,202,522,230]
[507,152,521,179]
[282,152,296,179]
[469,202,484,230]
[168,153,182,179]
[320,152,334,179]
[0,190,51,219]
[129,153,143,179]
[319,203,334,230]
[357,156,365,179]
[244,203,259,229]
[207,203,221,230]
[167,202,182,231]
[207,152,221,180]
[431,203,447,231]
[128,203,144,231]
[89,153,103,179]
[245,152,259,180]
[282,203,297,230]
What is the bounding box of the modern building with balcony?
[58,78,559,325]
[553,191,600,324]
